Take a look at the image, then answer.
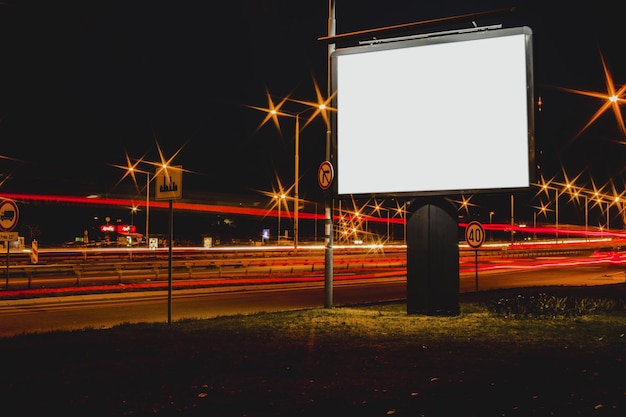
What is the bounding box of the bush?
[483,292,625,319]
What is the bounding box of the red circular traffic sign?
[0,199,19,232]
[318,161,334,190]
[465,221,485,249]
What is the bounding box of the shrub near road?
[1,284,626,416]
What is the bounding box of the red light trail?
[4,193,626,239]
[0,192,405,224]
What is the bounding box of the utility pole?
[324,0,336,308]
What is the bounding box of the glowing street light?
[248,88,334,250]
[537,178,561,242]
[393,201,407,245]
[537,173,581,242]
[112,153,153,248]
[129,167,150,246]
[555,49,626,142]
[570,188,589,239]
[130,205,138,226]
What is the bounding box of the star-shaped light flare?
[152,136,195,179]
[111,135,192,194]
[247,76,336,137]
[110,150,148,192]
[558,168,585,204]
[533,200,553,218]
[256,169,294,219]
[246,88,292,136]
[452,194,477,216]
[534,174,558,200]
[556,49,626,142]
[287,75,337,130]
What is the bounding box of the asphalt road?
[0,263,625,338]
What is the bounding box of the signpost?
[465,221,485,291]
[154,166,183,324]
[0,199,19,232]
[318,160,335,307]
[0,199,19,289]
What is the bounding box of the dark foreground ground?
[1,284,626,417]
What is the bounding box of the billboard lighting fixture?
[358,24,503,46]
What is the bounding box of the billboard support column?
[406,197,459,316]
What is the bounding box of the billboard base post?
[406,197,460,316]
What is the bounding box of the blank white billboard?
[332,26,534,196]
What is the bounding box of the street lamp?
[593,192,605,231]
[247,76,336,307]
[538,179,564,243]
[127,166,151,248]
[113,155,153,248]
[571,188,589,240]
[608,195,621,230]
[393,201,407,245]
[274,193,286,244]
[130,206,138,226]
[276,106,326,250]
[533,205,548,240]
[248,92,332,250]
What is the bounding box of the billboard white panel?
[332,26,534,196]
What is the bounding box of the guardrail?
[2,252,407,291]
[0,241,607,291]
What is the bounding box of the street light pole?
[124,165,151,248]
[555,188,559,243]
[145,172,150,248]
[278,200,281,243]
[275,194,285,244]
[253,106,316,250]
[324,0,336,309]
[294,114,300,250]
[510,194,515,243]
[276,195,281,243]
[585,195,588,241]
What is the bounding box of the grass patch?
[1,285,626,416]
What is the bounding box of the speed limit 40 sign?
[465,221,485,249]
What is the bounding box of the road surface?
[0,263,624,338]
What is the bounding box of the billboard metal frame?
[331,26,535,197]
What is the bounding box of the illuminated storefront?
[100,224,143,246]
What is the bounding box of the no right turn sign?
[318,161,334,190]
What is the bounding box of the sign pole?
[153,165,182,325]
[474,249,479,291]
[464,221,485,293]
[168,199,173,325]
[318,160,335,308]
[4,242,8,289]
[0,199,20,289]
[323,0,336,309]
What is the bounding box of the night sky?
[0,1,624,242]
